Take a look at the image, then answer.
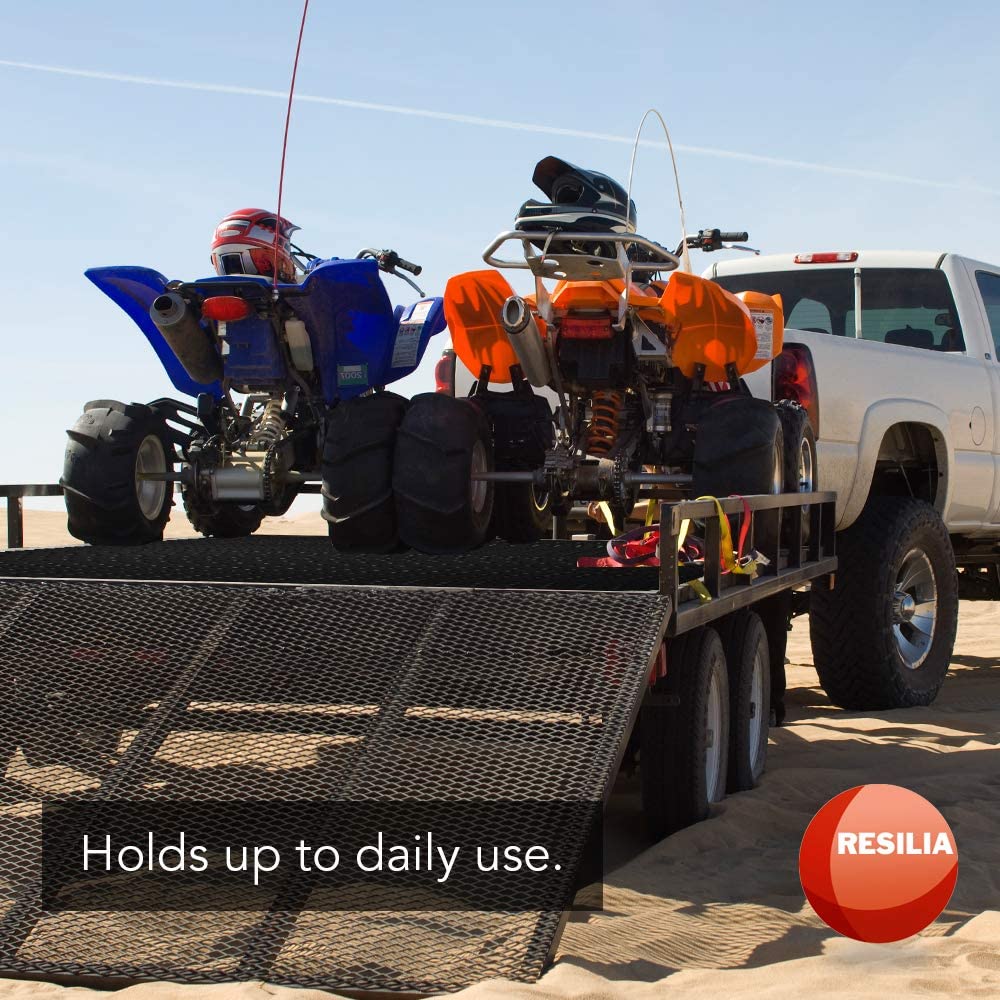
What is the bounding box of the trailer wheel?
[182,490,264,538]
[692,396,783,498]
[394,393,494,554]
[640,628,730,839]
[322,392,408,552]
[722,611,770,792]
[810,497,958,710]
[492,482,553,543]
[62,401,173,545]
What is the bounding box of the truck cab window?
[975,271,1000,357]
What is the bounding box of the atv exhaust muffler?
[501,296,552,388]
[150,292,223,385]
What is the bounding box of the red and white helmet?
[210,208,300,282]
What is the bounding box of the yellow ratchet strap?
[695,494,759,578]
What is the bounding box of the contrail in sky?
[1,58,995,197]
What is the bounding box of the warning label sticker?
[391,301,433,369]
[751,310,774,360]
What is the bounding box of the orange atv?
[391,156,812,554]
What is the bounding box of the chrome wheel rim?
[470,440,488,514]
[748,644,766,772]
[706,666,724,801]
[134,435,168,521]
[892,549,937,669]
[797,439,814,493]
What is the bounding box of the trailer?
[0,489,834,994]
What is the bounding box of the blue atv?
[63,248,446,550]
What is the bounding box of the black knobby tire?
[182,490,264,539]
[692,395,783,499]
[721,611,771,792]
[62,400,173,545]
[394,393,495,554]
[640,628,730,839]
[322,392,408,552]
[810,497,958,710]
[776,399,818,548]
[492,483,553,543]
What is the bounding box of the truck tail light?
[434,348,456,396]
[774,344,819,433]
[794,251,858,264]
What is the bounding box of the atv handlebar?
[356,248,426,295]
[675,229,753,255]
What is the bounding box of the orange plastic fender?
[444,269,520,383]
[662,271,779,381]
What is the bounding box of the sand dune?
[1,507,997,998]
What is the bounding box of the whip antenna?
[626,109,691,273]
[274,0,311,287]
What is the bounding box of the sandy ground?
[1,508,998,998]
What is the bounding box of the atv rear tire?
[183,491,264,538]
[62,400,173,545]
[394,393,494,554]
[640,628,730,839]
[322,392,408,552]
[776,399,817,548]
[492,482,553,543]
[692,395,783,498]
[810,497,958,710]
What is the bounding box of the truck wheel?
[692,396,783,498]
[810,497,958,710]
[394,393,495,554]
[492,482,552,543]
[322,392,407,552]
[182,490,264,538]
[722,611,770,792]
[776,400,817,547]
[640,628,730,839]
[62,401,173,545]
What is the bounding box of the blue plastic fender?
[85,266,223,399]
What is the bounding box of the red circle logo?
[798,784,958,942]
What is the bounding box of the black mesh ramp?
[0,573,670,993]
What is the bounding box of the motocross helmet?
[210,208,300,283]
[515,156,637,256]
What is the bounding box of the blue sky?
[2,0,999,501]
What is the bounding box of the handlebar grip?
[395,256,422,276]
[719,232,749,243]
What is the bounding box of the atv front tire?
[62,400,173,545]
[394,393,494,554]
[492,482,553,543]
[322,392,408,552]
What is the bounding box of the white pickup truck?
[710,250,1000,711]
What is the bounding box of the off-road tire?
[62,400,173,545]
[394,393,495,554]
[776,399,817,548]
[322,392,407,552]
[492,483,553,543]
[182,490,264,538]
[721,611,771,792]
[810,497,958,710]
[692,395,783,499]
[640,628,730,839]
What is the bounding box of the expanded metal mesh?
[0,542,669,994]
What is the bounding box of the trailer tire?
[640,628,730,839]
[182,490,264,538]
[62,401,173,545]
[394,393,494,554]
[722,611,770,792]
[323,392,408,552]
[492,482,553,543]
[810,497,958,710]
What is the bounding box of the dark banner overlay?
[42,801,603,913]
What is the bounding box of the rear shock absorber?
[587,390,623,456]
[253,397,287,450]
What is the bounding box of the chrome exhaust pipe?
[150,292,223,385]
[501,296,552,388]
